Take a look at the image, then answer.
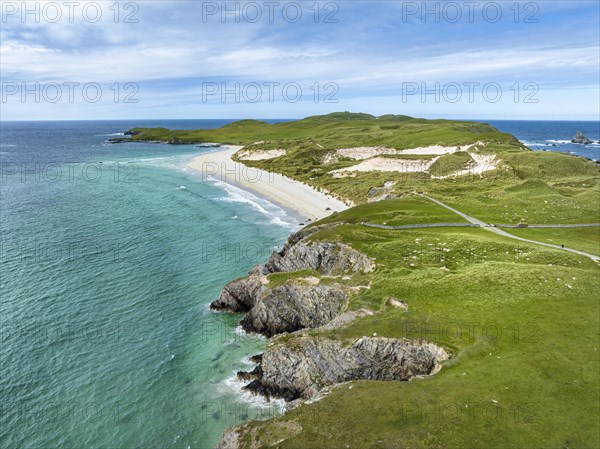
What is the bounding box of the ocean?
[0,119,598,449]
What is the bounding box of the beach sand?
[188,146,350,222]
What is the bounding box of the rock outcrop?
[210,226,375,336]
[572,131,593,145]
[241,336,449,401]
[240,284,349,337]
[266,240,375,275]
[215,429,240,449]
[210,266,267,312]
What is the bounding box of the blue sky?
[1,0,599,120]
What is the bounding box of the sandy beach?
[188,146,350,222]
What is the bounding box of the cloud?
[1,0,598,119]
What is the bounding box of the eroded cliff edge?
[211,224,450,449]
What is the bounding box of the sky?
[1,0,599,120]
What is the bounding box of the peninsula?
[128,113,600,449]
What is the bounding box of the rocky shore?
[210,223,375,335]
[240,336,448,402]
[211,224,450,448]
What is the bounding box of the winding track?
[420,195,600,261]
[361,195,599,262]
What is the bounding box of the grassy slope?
[428,151,474,177]
[134,114,600,448]
[239,203,600,449]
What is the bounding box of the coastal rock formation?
[210,266,267,312]
[210,227,373,336]
[266,241,375,275]
[211,226,373,310]
[240,336,449,401]
[572,131,593,145]
[124,128,141,136]
[215,429,239,449]
[240,284,349,337]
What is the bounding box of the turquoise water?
[0,121,293,448]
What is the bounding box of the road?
[416,195,600,262]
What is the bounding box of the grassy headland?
[132,113,599,448]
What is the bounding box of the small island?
[572,131,594,144]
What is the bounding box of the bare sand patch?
[432,153,498,179]
[331,156,438,176]
[398,145,459,156]
[335,146,399,160]
[236,149,286,161]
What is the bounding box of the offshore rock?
[572,131,593,145]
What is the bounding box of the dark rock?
[106,137,130,144]
[249,353,263,364]
[236,366,260,381]
[571,131,593,145]
[210,224,374,335]
[266,240,375,275]
[240,336,449,401]
[124,129,141,136]
[240,284,349,337]
[210,266,266,312]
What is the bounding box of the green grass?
[313,197,469,227]
[504,227,600,256]
[428,151,474,177]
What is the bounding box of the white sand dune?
[398,145,459,155]
[237,149,286,161]
[335,147,399,160]
[330,151,498,178]
[432,153,498,179]
[188,146,350,222]
[331,156,438,176]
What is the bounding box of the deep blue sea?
[0,118,598,449]
[485,120,600,161]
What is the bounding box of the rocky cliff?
[240,336,449,401]
[212,225,449,449]
[240,284,350,337]
[210,226,375,336]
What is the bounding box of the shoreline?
[187,145,350,223]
